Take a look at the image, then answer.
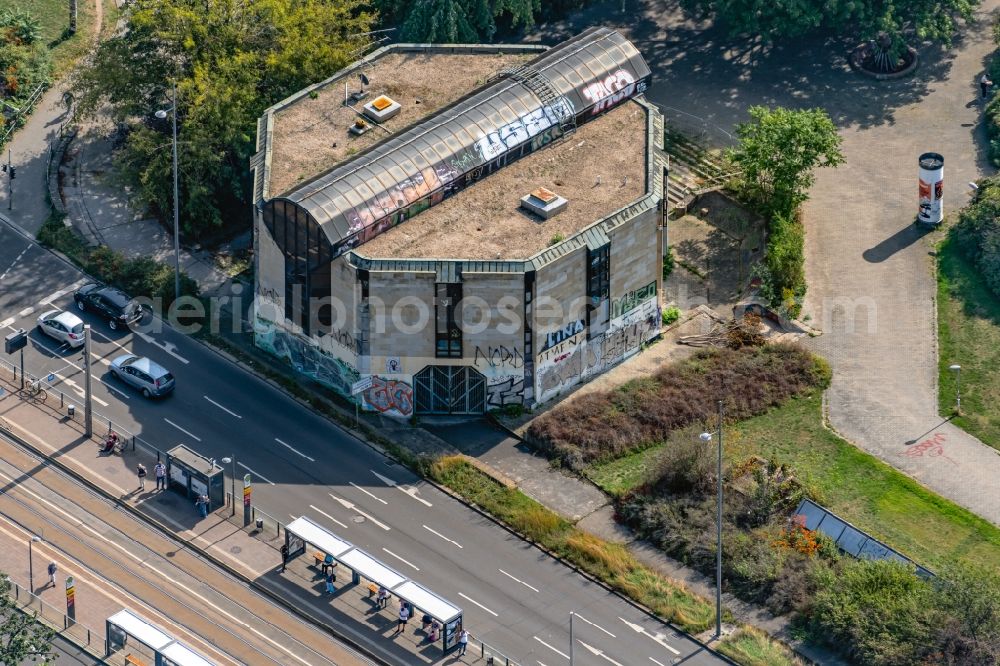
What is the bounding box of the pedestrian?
[136,463,147,490]
[427,620,440,643]
[279,543,289,573]
[377,585,389,609]
[325,571,336,594]
[47,561,57,587]
[321,553,335,576]
[154,461,167,490]
[195,494,209,518]
[458,627,469,656]
[393,603,410,635]
[421,613,432,632]
[982,73,994,99]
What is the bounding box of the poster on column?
[917,152,943,225]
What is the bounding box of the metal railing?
[0,83,46,145]
[5,576,103,653]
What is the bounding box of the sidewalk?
[0,367,493,665]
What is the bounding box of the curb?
[0,418,388,666]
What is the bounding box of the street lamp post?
[569,611,575,665]
[221,456,236,517]
[155,81,181,302]
[949,364,962,413]
[700,398,724,639]
[27,536,41,592]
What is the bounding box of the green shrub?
[763,211,806,317]
[662,305,680,326]
[952,176,1000,299]
[662,247,675,280]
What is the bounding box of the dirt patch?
[665,191,765,315]
[358,102,648,260]
[269,51,535,196]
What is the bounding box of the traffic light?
[9,166,15,179]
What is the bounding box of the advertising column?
[918,152,944,225]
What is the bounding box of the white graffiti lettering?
[581,69,637,115]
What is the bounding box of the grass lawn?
[588,394,1000,572]
[18,0,99,76]
[937,235,1000,450]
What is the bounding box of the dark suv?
[74,283,143,330]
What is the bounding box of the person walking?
[154,462,167,490]
[982,73,994,99]
[136,464,147,491]
[46,561,57,587]
[279,543,289,573]
[458,627,469,656]
[324,571,336,594]
[393,602,410,635]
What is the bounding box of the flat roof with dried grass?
[357,102,648,261]
[269,51,535,196]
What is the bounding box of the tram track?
[0,430,373,666]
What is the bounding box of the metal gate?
[414,366,487,414]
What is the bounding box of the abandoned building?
[250,26,667,416]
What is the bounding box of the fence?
[5,576,103,656]
[0,83,46,145]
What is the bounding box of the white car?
[36,310,85,348]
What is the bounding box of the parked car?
[36,310,86,348]
[109,354,175,398]
[73,283,143,330]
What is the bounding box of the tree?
[930,564,1000,664]
[729,106,843,216]
[680,0,976,52]
[380,0,541,43]
[0,576,56,664]
[71,0,374,239]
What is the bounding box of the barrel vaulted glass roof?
[272,27,652,253]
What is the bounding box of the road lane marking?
[328,492,390,530]
[573,613,616,638]
[131,330,190,365]
[649,658,667,666]
[0,244,31,281]
[58,375,109,407]
[618,617,681,655]
[163,418,201,442]
[382,548,419,571]
[39,280,86,306]
[28,338,128,399]
[349,482,387,504]
[0,465,310,666]
[458,592,498,617]
[309,504,349,530]
[498,568,540,593]
[274,438,315,462]
[371,469,432,507]
[422,524,462,548]
[238,462,275,485]
[203,395,242,418]
[533,636,569,660]
[578,640,624,666]
[18,307,33,317]
[0,317,13,329]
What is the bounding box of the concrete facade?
[251,36,666,417]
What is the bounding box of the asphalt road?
[0,219,725,666]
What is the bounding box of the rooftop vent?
[520,186,568,220]
[363,95,401,122]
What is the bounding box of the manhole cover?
[230,546,242,555]
[352,515,365,524]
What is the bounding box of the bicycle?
[22,379,48,403]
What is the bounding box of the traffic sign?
[47,373,55,382]
[351,376,373,395]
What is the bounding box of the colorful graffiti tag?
[581,69,647,115]
[474,98,575,162]
[254,318,360,398]
[363,376,414,417]
[611,282,656,319]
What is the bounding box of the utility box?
[165,444,225,510]
[4,329,27,354]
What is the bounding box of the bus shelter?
[285,516,464,654]
[106,609,215,666]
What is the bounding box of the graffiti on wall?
[474,98,575,162]
[611,281,657,319]
[255,318,359,398]
[581,69,648,115]
[474,345,524,370]
[363,376,414,417]
[486,377,525,408]
[473,344,526,409]
[534,296,660,404]
[541,320,585,353]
